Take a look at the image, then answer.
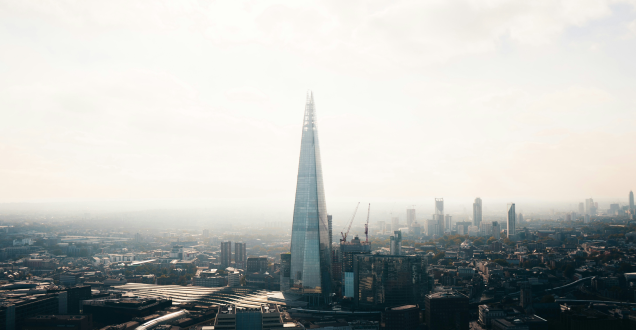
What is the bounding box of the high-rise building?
[221,241,232,267]
[406,208,416,228]
[425,292,469,330]
[584,214,591,224]
[339,235,371,298]
[235,242,246,269]
[520,282,532,311]
[578,202,585,214]
[289,92,332,302]
[473,198,482,228]
[434,198,444,235]
[518,213,524,223]
[202,229,209,238]
[444,215,452,233]
[492,221,500,238]
[354,255,430,308]
[435,198,444,215]
[328,214,333,244]
[507,204,516,239]
[426,220,439,237]
[280,253,291,292]
[585,198,596,215]
[630,191,634,210]
[247,257,269,273]
[390,230,402,255]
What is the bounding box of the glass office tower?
[507,203,516,239]
[290,92,332,302]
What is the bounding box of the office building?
[585,198,596,215]
[82,298,172,325]
[328,214,333,244]
[23,315,92,330]
[426,220,439,237]
[456,221,471,235]
[584,214,591,224]
[630,191,634,210]
[491,315,548,330]
[354,255,429,308]
[444,215,452,233]
[47,285,91,314]
[492,221,501,238]
[235,242,246,269]
[578,202,584,214]
[390,231,402,256]
[214,304,285,330]
[473,198,482,228]
[507,203,516,239]
[221,241,232,267]
[0,294,60,330]
[382,305,420,330]
[425,292,469,330]
[339,235,371,298]
[435,198,444,234]
[280,253,291,292]
[247,257,268,273]
[289,92,332,302]
[202,229,210,238]
[406,208,416,228]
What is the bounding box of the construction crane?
[341,202,360,243]
[365,203,370,243]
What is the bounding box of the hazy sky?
[2,0,636,213]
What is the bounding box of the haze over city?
[5,2,636,330]
[2,0,636,226]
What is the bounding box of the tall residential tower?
[473,197,482,228]
[289,92,332,302]
[507,203,516,239]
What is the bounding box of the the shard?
[290,91,332,302]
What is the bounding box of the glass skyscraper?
[290,92,332,301]
[473,197,482,228]
[507,203,516,239]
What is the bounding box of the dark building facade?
[247,257,268,273]
[220,241,232,267]
[234,242,246,269]
[48,285,91,314]
[425,292,469,330]
[353,255,429,309]
[382,305,420,330]
[82,298,172,325]
[0,294,59,330]
[23,315,92,330]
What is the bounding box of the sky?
[1,0,636,221]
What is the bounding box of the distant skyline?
[2,1,636,205]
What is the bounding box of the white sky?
[1,0,636,218]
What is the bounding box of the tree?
[494,259,509,266]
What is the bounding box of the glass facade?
[290,92,332,299]
[353,255,429,309]
[507,203,516,238]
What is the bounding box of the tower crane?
[341,202,360,243]
[365,203,370,243]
